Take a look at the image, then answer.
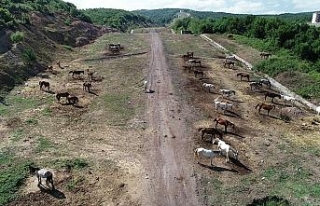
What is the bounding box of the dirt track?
[141,30,200,206]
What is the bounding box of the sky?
[64,0,319,14]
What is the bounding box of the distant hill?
[133,8,313,26]
[82,8,155,32]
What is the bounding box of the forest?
[82,8,154,32]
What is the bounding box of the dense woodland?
[82,8,154,32]
[0,0,91,29]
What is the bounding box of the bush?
[22,48,36,65]
[10,31,24,43]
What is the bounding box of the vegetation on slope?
[82,8,154,32]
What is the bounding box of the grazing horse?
[224,61,235,68]
[255,103,275,115]
[202,83,214,92]
[69,70,85,77]
[39,81,50,91]
[28,165,54,190]
[260,52,272,59]
[249,81,262,91]
[260,78,271,87]
[56,92,70,102]
[265,92,281,103]
[198,127,223,141]
[214,118,235,133]
[67,95,79,105]
[213,138,239,163]
[189,59,201,67]
[83,82,92,92]
[236,73,250,81]
[280,94,296,107]
[194,148,221,166]
[194,70,204,78]
[219,89,236,97]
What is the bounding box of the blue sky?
[64,0,319,14]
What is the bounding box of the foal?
[67,95,79,105]
[39,81,50,91]
[198,127,223,141]
[255,102,275,115]
[56,92,70,102]
[214,118,235,133]
[83,81,92,92]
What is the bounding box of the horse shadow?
[227,131,246,139]
[38,184,66,199]
[228,157,252,173]
[223,110,241,118]
[197,162,238,173]
[88,91,99,96]
[72,104,84,109]
[146,89,155,94]
[259,113,280,120]
[44,90,56,94]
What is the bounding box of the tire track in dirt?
[141,29,199,206]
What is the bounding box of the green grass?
[10,129,25,142]
[0,96,42,116]
[24,118,38,125]
[0,150,28,205]
[34,136,55,153]
[67,176,85,191]
[53,158,89,170]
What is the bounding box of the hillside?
[0,0,113,98]
[133,8,312,26]
[82,8,155,32]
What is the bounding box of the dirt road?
[141,29,200,206]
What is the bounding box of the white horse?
[219,89,236,97]
[259,78,271,87]
[29,165,55,190]
[316,106,320,115]
[202,83,214,92]
[281,94,296,107]
[213,139,238,163]
[143,80,148,92]
[194,148,221,166]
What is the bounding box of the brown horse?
[83,82,92,92]
[255,103,275,115]
[260,52,272,59]
[69,70,85,77]
[198,127,223,142]
[224,61,235,68]
[236,73,250,81]
[56,92,70,102]
[39,81,50,91]
[264,92,281,103]
[214,118,235,133]
[194,70,204,78]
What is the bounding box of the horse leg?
[224,125,227,133]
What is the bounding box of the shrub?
[10,31,24,43]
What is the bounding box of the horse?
[194,148,221,166]
[316,106,320,115]
[143,80,148,92]
[189,59,201,66]
[56,92,70,102]
[28,165,54,190]
[260,78,271,87]
[87,69,95,80]
[236,73,250,81]
[194,70,204,78]
[281,94,296,107]
[219,89,236,97]
[213,138,238,163]
[39,81,50,91]
[67,95,79,105]
[260,52,272,59]
[198,127,223,142]
[249,81,262,91]
[83,82,92,92]
[182,65,192,72]
[264,92,281,103]
[255,102,275,115]
[214,118,235,133]
[214,101,233,114]
[224,61,235,68]
[202,83,214,92]
[69,70,85,77]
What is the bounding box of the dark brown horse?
[264,92,281,103]
[56,92,70,102]
[255,103,275,115]
[39,81,50,91]
[194,70,204,78]
[198,127,223,141]
[83,82,92,92]
[224,61,235,68]
[214,118,235,133]
[260,52,272,59]
[236,73,250,81]
[69,70,85,77]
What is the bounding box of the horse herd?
[180,51,300,167]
